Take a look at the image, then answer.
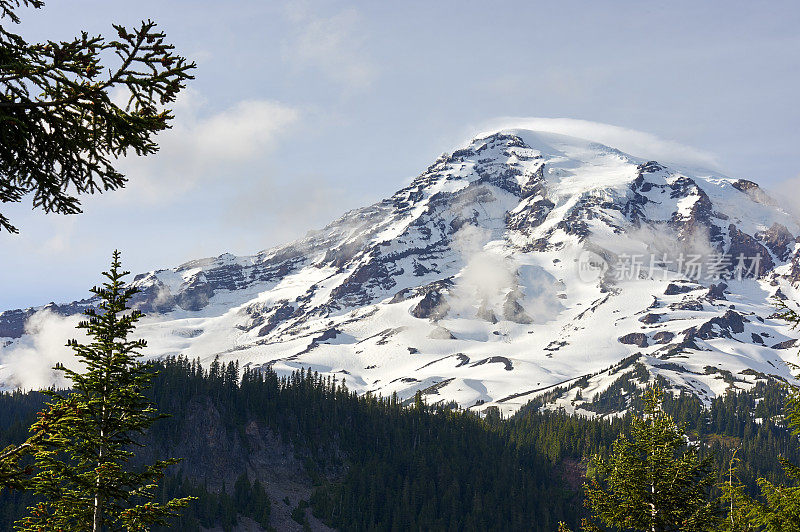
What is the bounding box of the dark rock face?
[256,302,297,337]
[520,163,546,199]
[202,263,247,291]
[329,255,398,308]
[412,260,431,276]
[625,161,665,224]
[390,288,413,304]
[791,252,800,284]
[557,207,591,240]
[555,191,625,241]
[176,278,215,312]
[506,197,554,233]
[395,279,453,309]
[0,308,36,338]
[707,283,728,301]
[503,292,533,324]
[639,161,665,173]
[652,331,675,344]
[411,290,448,320]
[0,298,96,339]
[756,223,795,262]
[131,253,310,316]
[476,302,498,323]
[322,240,366,269]
[675,330,701,351]
[130,281,175,313]
[316,328,341,343]
[619,333,649,348]
[544,340,568,353]
[732,179,777,205]
[727,225,774,277]
[670,300,704,311]
[772,339,798,350]
[668,177,723,248]
[470,356,513,371]
[522,237,553,253]
[294,328,345,356]
[474,165,523,196]
[694,310,746,340]
[322,162,528,311]
[639,313,664,324]
[718,309,747,333]
[732,179,758,193]
[665,283,696,295]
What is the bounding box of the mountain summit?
[3,129,800,415]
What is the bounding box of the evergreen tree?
[717,298,800,531]
[718,394,800,532]
[3,353,799,530]
[0,434,39,491]
[0,0,195,233]
[0,401,69,492]
[581,387,718,532]
[15,251,192,531]
[717,450,757,531]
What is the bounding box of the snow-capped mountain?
[3,129,800,415]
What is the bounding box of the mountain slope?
[3,129,800,415]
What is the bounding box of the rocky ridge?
[3,129,800,416]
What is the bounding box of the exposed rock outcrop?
[619,333,649,348]
[727,224,774,278]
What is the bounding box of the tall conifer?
[581,387,718,532]
[16,251,192,531]
[717,298,800,530]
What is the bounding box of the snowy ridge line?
[2,128,800,416]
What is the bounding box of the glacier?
[3,129,800,416]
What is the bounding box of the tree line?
[0,258,799,530]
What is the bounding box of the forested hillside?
[0,358,796,531]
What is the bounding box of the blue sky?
[2,0,799,310]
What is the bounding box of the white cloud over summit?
[473,117,722,171]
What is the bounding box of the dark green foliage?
[150,473,272,532]
[2,356,800,530]
[112,362,800,531]
[290,500,311,531]
[0,391,48,492]
[16,252,191,531]
[144,357,575,531]
[715,298,800,530]
[578,362,649,416]
[508,381,800,530]
[0,0,194,233]
[581,387,718,531]
[305,396,566,531]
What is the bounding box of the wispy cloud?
[445,226,563,324]
[118,91,300,201]
[473,117,722,171]
[282,1,375,91]
[769,174,800,222]
[0,310,86,390]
